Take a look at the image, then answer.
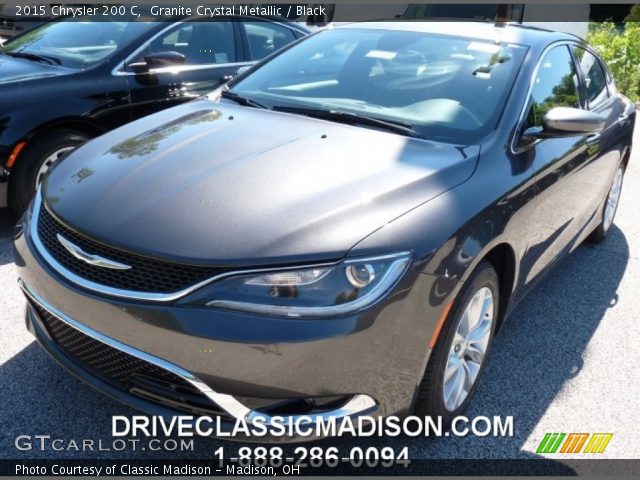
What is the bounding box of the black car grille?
[37,205,223,294]
[32,301,228,417]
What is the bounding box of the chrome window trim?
[111,17,302,77]
[571,45,615,112]
[112,20,182,76]
[29,192,339,302]
[510,40,584,154]
[510,40,619,155]
[111,20,249,77]
[20,280,377,430]
[112,61,255,77]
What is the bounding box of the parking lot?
[0,121,638,465]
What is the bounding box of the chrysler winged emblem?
[56,234,132,270]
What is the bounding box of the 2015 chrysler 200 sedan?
[13,22,635,438]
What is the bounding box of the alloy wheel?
[442,286,494,412]
[603,167,623,232]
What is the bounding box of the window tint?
[573,47,609,109]
[243,22,297,60]
[526,45,580,128]
[149,21,236,65]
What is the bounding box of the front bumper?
[13,200,447,439]
[21,281,377,440]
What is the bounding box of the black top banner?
[0,3,637,24]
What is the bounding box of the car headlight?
[196,252,411,318]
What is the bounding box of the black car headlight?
[197,252,411,318]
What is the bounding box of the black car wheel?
[414,261,499,426]
[9,130,90,215]
[589,164,625,244]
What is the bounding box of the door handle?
[586,133,601,145]
[617,112,629,124]
[221,74,234,82]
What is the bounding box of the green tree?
[624,4,640,22]
[587,22,640,102]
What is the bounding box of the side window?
[242,22,297,61]
[573,47,609,109]
[525,45,580,129]
[147,21,236,65]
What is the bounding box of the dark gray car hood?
[44,100,479,266]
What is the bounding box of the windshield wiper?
[5,51,62,66]
[220,89,267,109]
[271,105,424,139]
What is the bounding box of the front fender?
[349,155,537,315]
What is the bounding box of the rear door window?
[148,21,237,65]
[572,47,609,110]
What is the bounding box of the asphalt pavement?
[0,122,639,467]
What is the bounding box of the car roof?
[335,21,582,48]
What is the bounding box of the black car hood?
[44,100,479,266]
[0,54,72,84]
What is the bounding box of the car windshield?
[228,27,527,143]
[0,19,160,69]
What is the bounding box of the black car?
[0,15,308,214]
[14,22,635,438]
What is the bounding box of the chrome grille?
[36,205,223,294]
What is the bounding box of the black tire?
[588,164,625,244]
[414,260,499,427]
[8,130,90,215]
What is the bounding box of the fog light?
[345,264,375,288]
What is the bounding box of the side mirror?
[128,51,186,74]
[523,107,605,140]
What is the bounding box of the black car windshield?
[1,19,160,69]
[228,28,527,143]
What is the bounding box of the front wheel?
[414,261,499,425]
[589,165,624,243]
[8,130,90,215]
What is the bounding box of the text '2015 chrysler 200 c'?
[13,22,635,439]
